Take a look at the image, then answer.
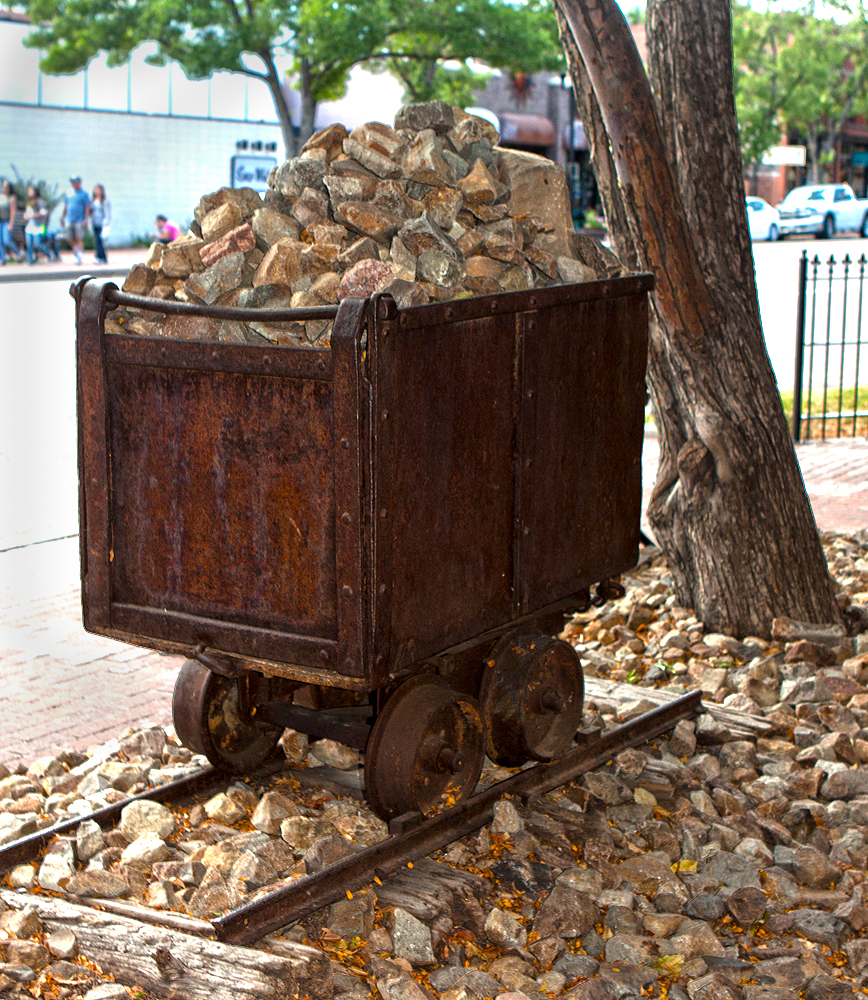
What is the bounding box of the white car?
[745,196,781,241]
[777,183,868,239]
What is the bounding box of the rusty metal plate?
[107,364,338,654]
[368,280,650,676]
[516,293,649,612]
[370,309,518,673]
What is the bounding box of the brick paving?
[640,434,868,536]
[1,434,865,775]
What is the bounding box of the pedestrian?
[90,184,111,264]
[23,185,54,264]
[154,214,182,244]
[0,179,24,263]
[60,176,90,265]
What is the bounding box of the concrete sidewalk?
[0,247,145,284]
[2,434,865,773]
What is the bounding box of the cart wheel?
[364,675,485,822]
[480,631,584,766]
[172,659,281,772]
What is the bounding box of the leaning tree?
[553,0,843,638]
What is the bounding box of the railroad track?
[0,690,701,947]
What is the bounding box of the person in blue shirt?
[60,176,90,265]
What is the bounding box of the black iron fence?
[793,250,868,441]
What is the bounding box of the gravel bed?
[2,529,868,1000]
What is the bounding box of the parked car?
[777,183,868,239]
[745,197,781,241]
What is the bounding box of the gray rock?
[844,938,868,972]
[820,768,868,800]
[726,886,768,926]
[533,885,600,940]
[700,851,762,890]
[83,986,130,1000]
[803,974,855,1000]
[308,739,359,770]
[372,956,434,1000]
[685,893,727,921]
[779,677,835,704]
[696,714,737,744]
[594,962,657,998]
[790,844,842,887]
[428,966,502,997]
[75,818,105,861]
[668,719,697,757]
[118,799,175,841]
[327,892,376,939]
[490,799,524,836]
[119,832,171,870]
[45,928,77,959]
[37,851,75,892]
[280,815,340,851]
[303,835,359,873]
[604,933,657,965]
[686,973,744,1000]
[250,790,300,835]
[750,956,821,989]
[390,908,436,966]
[790,908,850,949]
[5,940,50,970]
[484,906,527,950]
[65,870,130,898]
[667,918,726,959]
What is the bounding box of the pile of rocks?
[110,101,622,347]
[2,530,868,1000]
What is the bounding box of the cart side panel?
[516,292,649,612]
[106,363,338,644]
[371,310,517,670]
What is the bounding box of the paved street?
[0,242,866,772]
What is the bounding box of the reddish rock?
[339,259,394,300]
[200,223,256,268]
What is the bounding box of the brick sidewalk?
[1,436,866,772]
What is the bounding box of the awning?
[498,112,556,148]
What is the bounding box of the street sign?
[761,146,806,167]
[231,155,278,192]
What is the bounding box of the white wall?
[1,104,284,246]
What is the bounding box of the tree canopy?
[732,1,868,180]
[21,0,564,156]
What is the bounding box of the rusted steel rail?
[0,692,700,944]
[0,766,218,872]
[215,690,702,945]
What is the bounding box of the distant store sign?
[762,145,806,167]
[231,155,278,192]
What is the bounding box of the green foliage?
[20,0,565,152]
[381,0,563,104]
[732,1,868,177]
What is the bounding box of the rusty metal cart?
[74,273,652,820]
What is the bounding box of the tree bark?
[299,58,319,147]
[554,0,843,638]
[258,50,300,158]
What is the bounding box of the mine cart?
[74,274,653,820]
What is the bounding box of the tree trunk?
[806,123,821,183]
[258,50,299,158]
[299,58,319,147]
[554,0,843,638]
